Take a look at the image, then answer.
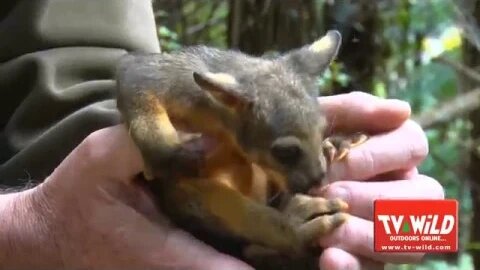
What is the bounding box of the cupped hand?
[20,125,252,270]
[314,92,445,270]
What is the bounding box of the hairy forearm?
[0,186,63,269]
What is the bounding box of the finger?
[318,92,411,134]
[326,120,428,182]
[369,167,418,181]
[318,216,424,264]
[316,175,445,220]
[319,247,384,270]
[56,125,144,183]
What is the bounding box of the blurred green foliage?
[153,0,478,269]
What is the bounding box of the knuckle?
[348,148,375,179]
[340,221,356,243]
[348,91,377,112]
[77,128,111,164]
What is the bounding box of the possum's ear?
[193,72,252,111]
[281,30,341,77]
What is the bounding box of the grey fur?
[116,31,341,193]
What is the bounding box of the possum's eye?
[271,137,303,166]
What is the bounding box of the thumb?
[50,125,145,186]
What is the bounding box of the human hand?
[313,92,445,270]
[0,125,252,270]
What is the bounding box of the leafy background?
[152,0,480,269]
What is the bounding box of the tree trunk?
[323,0,378,94]
[466,0,480,268]
[227,0,316,55]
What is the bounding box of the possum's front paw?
[283,194,349,246]
[322,132,368,163]
[243,194,348,270]
[143,144,205,181]
[169,146,205,176]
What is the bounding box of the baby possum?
[115,30,367,269]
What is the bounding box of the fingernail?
[316,183,331,195]
[386,99,411,112]
[325,186,350,203]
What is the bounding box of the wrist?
[0,184,64,269]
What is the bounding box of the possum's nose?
[309,170,325,188]
[312,159,327,180]
[306,177,322,191]
[290,160,326,193]
[305,163,327,191]
[300,167,325,192]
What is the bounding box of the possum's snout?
[288,169,325,194]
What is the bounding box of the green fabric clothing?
[0,0,160,185]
